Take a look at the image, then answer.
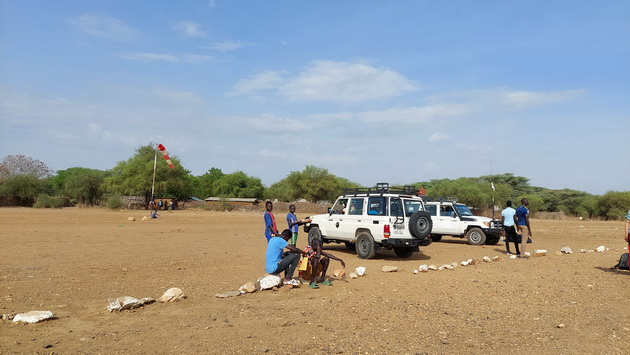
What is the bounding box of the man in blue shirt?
[265,229,307,286]
[515,198,532,258]
[501,200,519,255]
[286,204,310,246]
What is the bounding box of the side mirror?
[328,207,332,215]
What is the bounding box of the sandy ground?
[1,207,629,354]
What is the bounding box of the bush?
[107,194,122,210]
[33,195,65,208]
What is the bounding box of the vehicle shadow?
[594,266,630,275]
[323,243,432,261]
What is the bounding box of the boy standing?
[264,201,279,243]
[286,204,310,246]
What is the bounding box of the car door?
[339,197,365,240]
[320,198,348,237]
[437,204,460,235]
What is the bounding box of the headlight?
[483,222,490,227]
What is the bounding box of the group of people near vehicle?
[263,201,345,289]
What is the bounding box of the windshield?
[454,204,474,216]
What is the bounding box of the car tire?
[394,247,414,258]
[431,235,442,242]
[308,227,322,246]
[409,211,432,238]
[344,242,355,250]
[466,227,486,245]
[355,232,376,259]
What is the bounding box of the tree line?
[0,146,628,220]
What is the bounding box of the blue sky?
[1,1,628,195]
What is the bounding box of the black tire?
[344,242,355,250]
[431,235,442,242]
[394,247,414,258]
[485,236,500,245]
[409,211,432,238]
[307,227,322,246]
[355,232,376,259]
[466,227,486,245]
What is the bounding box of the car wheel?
[355,232,376,259]
[466,227,486,245]
[394,247,414,258]
[308,227,322,246]
[344,242,355,250]
[409,211,432,238]
[431,235,442,242]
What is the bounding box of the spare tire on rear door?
[409,211,432,238]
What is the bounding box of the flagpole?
[151,143,158,202]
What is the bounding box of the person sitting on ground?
[302,238,345,289]
[265,229,307,286]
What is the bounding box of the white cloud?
[429,132,449,142]
[69,14,139,41]
[207,40,251,52]
[120,52,212,64]
[230,71,286,96]
[231,60,417,103]
[173,21,206,38]
[499,89,586,107]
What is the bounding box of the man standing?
[501,200,519,255]
[515,198,532,258]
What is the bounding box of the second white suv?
[305,183,433,259]
[424,200,502,245]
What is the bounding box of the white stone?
[239,281,257,294]
[482,256,492,262]
[445,264,454,270]
[492,256,501,261]
[13,311,54,324]
[450,262,459,268]
[560,247,573,254]
[509,255,518,259]
[413,269,419,274]
[461,260,470,266]
[215,291,241,298]
[437,266,444,271]
[127,217,135,221]
[533,250,547,257]
[255,275,282,290]
[524,252,531,257]
[580,249,587,253]
[157,287,185,302]
[355,267,366,276]
[428,265,437,271]
[596,245,606,253]
[141,216,150,221]
[349,272,358,279]
[419,264,428,272]
[382,266,398,273]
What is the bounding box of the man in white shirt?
[501,200,519,255]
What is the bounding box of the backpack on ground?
[612,253,629,270]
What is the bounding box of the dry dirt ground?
[1,207,629,355]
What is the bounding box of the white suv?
[424,200,502,245]
[305,183,433,259]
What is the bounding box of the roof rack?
[343,182,418,196]
[421,196,459,203]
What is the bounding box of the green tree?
[213,171,265,199]
[596,191,630,220]
[192,167,225,198]
[102,145,191,201]
[0,154,53,180]
[52,167,107,205]
[268,166,357,202]
[0,174,45,205]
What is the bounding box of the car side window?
[348,198,364,215]
[331,199,348,214]
[425,205,437,216]
[390,198,403,217]
[367,197,386,216]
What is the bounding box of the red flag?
[157,144,174,169]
